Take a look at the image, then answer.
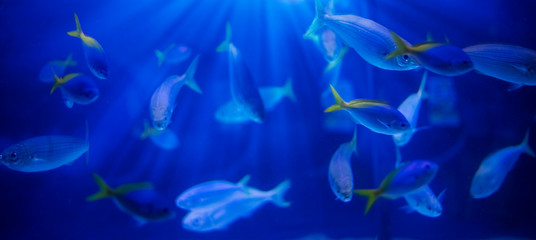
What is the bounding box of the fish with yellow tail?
[354,160,438,215]
[87,173,176,225]
[325,85,410,135]
[38,53,77,83]
[386,31,472,76]
[67,13,109,79]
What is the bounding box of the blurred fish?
[386,32,473,76]
[176,175,251,210]
[217,23,265,123]
[140,121,179,150]
[214,100,251,124]
[328,128,357,202]
[155,44,192,67]
[87,173,176,225]
[150,55,201,130]
[354,160,439,214]
[67,13,109,79]
[470,130,535,199]
[182,179,291,232]
[38,53,77,83]
[303,0,419,71]
[402,186,445,218]
[52,74,99,108]
[259,78,297,111]
[0,135,88,172]
[393,71,428,146]
[463,44,536,90]
[325,85,411,135]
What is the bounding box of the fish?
[259,78,297,111]
[140,121,179,150]
[176,175,251,210]
[67,13,110,79]
[386,32,473,76]
[182,179,291,232]
[303,0,419,71]
[217,23,265,123]
[150,55,201,130]
[155,44,192,67]
[328,128,357,202]
[462,44,536,89]
[0,135,88,172]
[354,160,439,214]
[402,186,445,218]
[53,74,99,108]
[470,130,535,199]
[38,53,77,83]
[87,174,176,225]
[214,100,253,124]
[393,71,428,146]
[325,85,411,135]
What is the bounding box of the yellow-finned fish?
[354,160,439,215]
[325,85,410,135]
[67,13,109,79]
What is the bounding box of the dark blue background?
[1,0,536,239]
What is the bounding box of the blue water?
[1,0,536,239]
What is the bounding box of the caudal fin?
[50,73,81,94]
[216,22,232,52]
[283,78,297,103]
[324,46,349,73]
[303,0,328,39]
[520,129,535,157]
[67,13,83,38]
[155,49,165,67]
[385,31,410,60]
[349,127,358,157]
[183,55,202,94]
[237,175,251,188]
[269,180,291,207]
[354,189,381,215]
[324,85,347,112]
[87,173,114,201]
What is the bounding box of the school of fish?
[1,0,535,235]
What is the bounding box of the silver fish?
[0,136,88,172]
[150,55,201,130]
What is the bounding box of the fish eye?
[400,123,407,128]
[403,55,409,60]
[10,152,17,160]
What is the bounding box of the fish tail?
[385,31,410,60]
[64,53,77,67]
[183,55,202,94]
[237,174,251,188]
[50,73,81,94]
[324,46,349,74]
[521,129,535,157]
[350,127,358,157]
[269,180,291,207]
[303,0,328,39]
[354,189,380,215]
[216,22,232,52]
[155,49,165,67]
[87,173,114,201]
[324,85,348,112]
[417,71,428,98]
[67,13,83,38]
[283,78,297,103]
[50,75,62,94]
[140,120,152,140]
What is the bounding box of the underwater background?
[1,0,536,239]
